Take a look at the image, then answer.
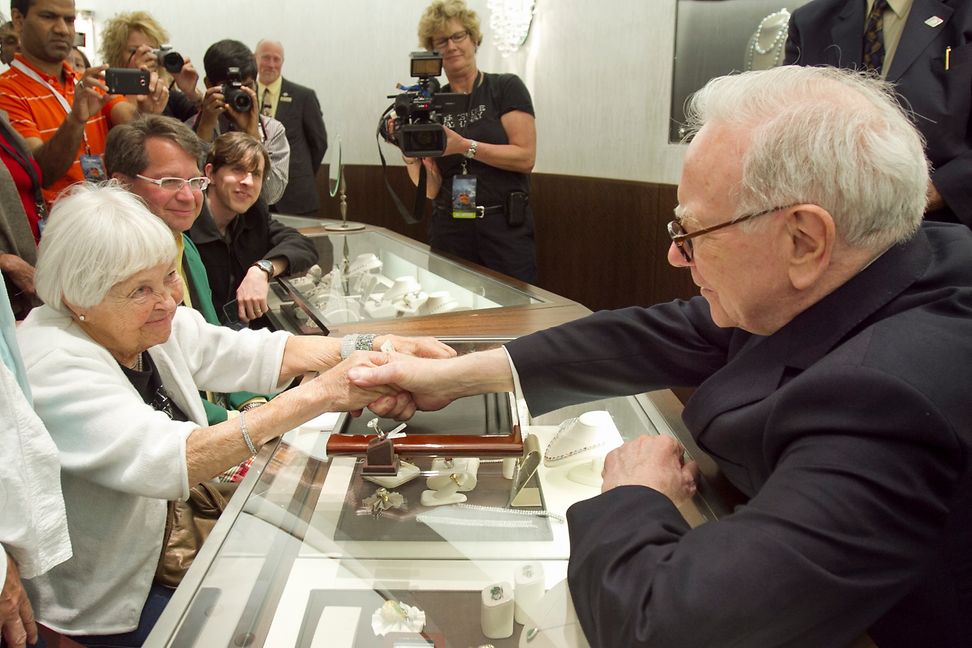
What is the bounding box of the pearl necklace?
[123,352,143,372]
[747,9,790,71]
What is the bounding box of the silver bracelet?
[239,410,258,455]
[340,333,377,359]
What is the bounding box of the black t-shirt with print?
[432,72,535,216]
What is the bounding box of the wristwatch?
[252,259,274,279]
[464,139,478,159]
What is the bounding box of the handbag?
[155,481,237,588]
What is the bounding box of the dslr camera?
[379,52,467,158]
[222,66,253,113]
[152,45,184,74]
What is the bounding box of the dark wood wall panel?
[314,166,697,312]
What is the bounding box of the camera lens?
[229,90,252,113]
[161,51,184,74]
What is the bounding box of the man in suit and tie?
[255,39,327,216]
[786,0,972,230]
[349,65,972,647]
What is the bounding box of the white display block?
[481,581,515,639]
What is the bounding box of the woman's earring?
[78,313,86,321]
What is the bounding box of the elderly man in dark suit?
[255,39,327,216]
[348,65,972,647]
[785,0,972,229]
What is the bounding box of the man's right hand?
[194,86,225,140]
[0,557,38,648]
[71,65,110,125]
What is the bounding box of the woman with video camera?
[403,0,537,284]
[99,11,203,122]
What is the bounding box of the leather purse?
[155,481,237,588]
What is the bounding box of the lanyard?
[10,59,91,153]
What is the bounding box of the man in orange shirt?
[0,0,167,203]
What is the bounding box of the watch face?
[255,260,273,276]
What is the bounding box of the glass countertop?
[146,343,711,648]
[276,230,543,332]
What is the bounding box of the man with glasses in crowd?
[349,65,972,647]
[104,114,268,428]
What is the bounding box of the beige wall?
[83,0,687,185]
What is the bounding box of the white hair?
[35,182,177,314]
[684,65,929,250]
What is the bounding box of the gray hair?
[105,114,204,178]
[684,66,928,250]
[35,183,177,314]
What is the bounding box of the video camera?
[222,66,253,113]
[378,52,468,158]
[152,45,184,74]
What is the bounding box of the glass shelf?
[278,230,543,332]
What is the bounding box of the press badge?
[80,154,107,182]
[452,175,478,219]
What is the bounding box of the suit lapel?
[830,0,866,68]
[274,79,295,124]
[886,0,953,81]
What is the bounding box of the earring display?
[372,599,426,636]
[429,457,480,491]
[421,472,471,507]
[362,487,407,519]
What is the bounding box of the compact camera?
[222,66,253,113]
[378,52,468,158]
[152,45,185,74]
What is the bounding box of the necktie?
[260,88,272,117]
[863,0,890,73]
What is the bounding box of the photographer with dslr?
[99,11,202,121]
[399,0,537,284]
[192,39,290,206]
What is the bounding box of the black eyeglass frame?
[667,204,796,262]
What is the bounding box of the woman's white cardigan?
[16,305,292,635]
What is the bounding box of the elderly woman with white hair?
[14,183,453,646]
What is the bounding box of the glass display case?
[275,230,544,333]
[146,343,717,648]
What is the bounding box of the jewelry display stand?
[362,461,420,489]
[324,168,365,232]
[421,473,471,507]
[517,580,590,648]
[362,437,400,476]
[745,9,791,71]
[566,454,607,488]
[543,411,622,468]
[481,583,515,639]
[429,457,480,491]
[514,562,545,624]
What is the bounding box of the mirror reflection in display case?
[279,231,543,331]
[670,0,810,142]
[324,137,366,232]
